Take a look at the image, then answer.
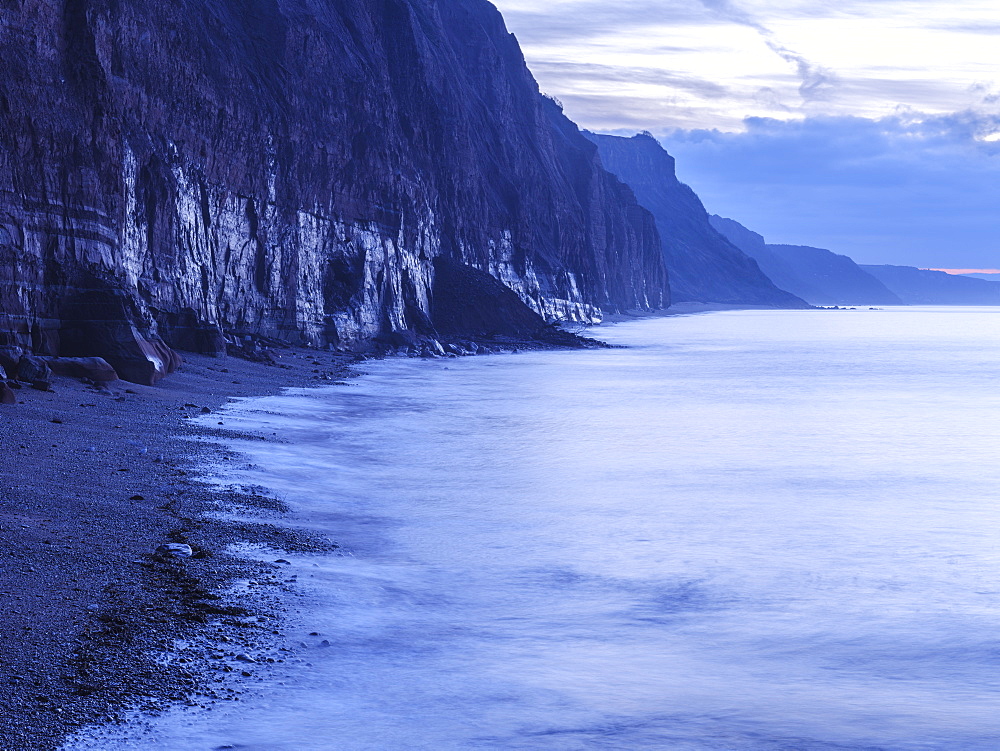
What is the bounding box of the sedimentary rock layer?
[0,0,667,377]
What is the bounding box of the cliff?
[860,265,1000,305]
[0,0,667,382]
[710,216,902,306]
[585,133,806,307]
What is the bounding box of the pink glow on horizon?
[926,269,1000,275]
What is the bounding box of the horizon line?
[925,268,1000,275]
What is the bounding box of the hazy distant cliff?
[861,265,1000,305]
[585,133,805,307]
[710,216,902,306]
[0,0,667,380]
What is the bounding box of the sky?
[490,0,1000,269]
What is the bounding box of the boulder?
[0,382,15,404]
[0,346,21,374]
[18,355,52,383]
[0,364,6,381]
[46,357,119,383]
[60,286,182,386]
[155,543,193,559]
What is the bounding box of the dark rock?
[30,380,52,392]
[0,364,6,381]
[0,346,22,374]
[17,355,51,383]
[0,0,667,362]
[157,309,227,357]
[154,543,193,559]
[59,285,182,386]
[45,357,119,383]
[432,258,550,340]
[0,382,15,404]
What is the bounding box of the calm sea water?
[67,308,1000,750]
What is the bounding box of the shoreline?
[0,305,736,748]
[1,332,608,748]
[0,345,359,748]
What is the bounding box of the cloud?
[497,0,717,44]
[529,61,730,99]
[651,113,1000,268]
[693,0,838,103]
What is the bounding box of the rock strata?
[0,0,667,375]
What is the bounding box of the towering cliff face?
[710,216,903,306]
[585,133,805,307]
[0,0,667,378]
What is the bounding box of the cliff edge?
[0,0,667,382]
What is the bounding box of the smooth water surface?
[68,308,1000,750]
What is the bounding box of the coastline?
[598,301,806,324]
[0,345,358,749]
[0,304,863,747]
[1,331,610,748]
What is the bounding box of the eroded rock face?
[0,0,667,361]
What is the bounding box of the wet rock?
[46,356,119,383]
[155,543,193,559]
[18,355,52,383]
[0,381,15,404]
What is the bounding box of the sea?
[65,307,1000,750]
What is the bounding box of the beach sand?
[0,332,598,749]
[0,346,357,749]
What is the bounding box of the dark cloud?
[652,114,1000,268]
